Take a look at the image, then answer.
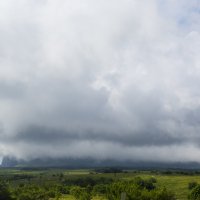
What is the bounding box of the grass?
[57,171,200,200]
[58,195,75,200]
[156,175,200,200]
[58,195,106,200]
[124,172,200,200]
[63,169,90,175]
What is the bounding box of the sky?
[0,0,200,162]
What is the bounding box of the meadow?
[1,168,200,200]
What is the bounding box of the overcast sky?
[0,0,200,162]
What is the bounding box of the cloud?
[0,0,200,162]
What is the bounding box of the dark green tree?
[0,180,14,200]
[189,184,200,200]
[189,182,198,190]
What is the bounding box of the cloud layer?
[0,0,200,162]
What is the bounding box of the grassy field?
[131,173,200,200]
[1,168,200,200]
[61,171,200,200]
[60,172,200,200]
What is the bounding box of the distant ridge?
[1,156,18,167]
[1,156,200,170]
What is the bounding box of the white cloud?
[0,0,200,162]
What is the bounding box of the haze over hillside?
[2,156,200,170]
[0,1,200,163]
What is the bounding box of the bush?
[0,180,14,200]
[106,178,176,200]
[149,177,157,184]
[189,182,198,190]
[133,177,156,190]
[13,185,50,200]
[154,188,176,200]
[189,184,200,200]
[92,184,107,195]
[70,186,92,200]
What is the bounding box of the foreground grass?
[58,195,106,200]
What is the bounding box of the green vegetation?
[0,180,14,200]
[1,168,200,199]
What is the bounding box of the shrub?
[189,182,198,190]
[70,186,92,200]
[13,185,50,200]
[189,184,200,200]
[92,184,107,195]
[0,180,14,200]
[106,178,176,200]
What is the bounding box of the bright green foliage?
[15,186,46,200]
[106,181,140,200]
[70,186,92,200]
[70,186,82,199]
[92,184,107,195]
[106,179,176,200]
[13,185,50,200]
[153,188,176,200]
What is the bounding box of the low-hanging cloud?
[0,0,200,162]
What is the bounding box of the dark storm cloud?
[11,125,183,146]
[0,0,200,162]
